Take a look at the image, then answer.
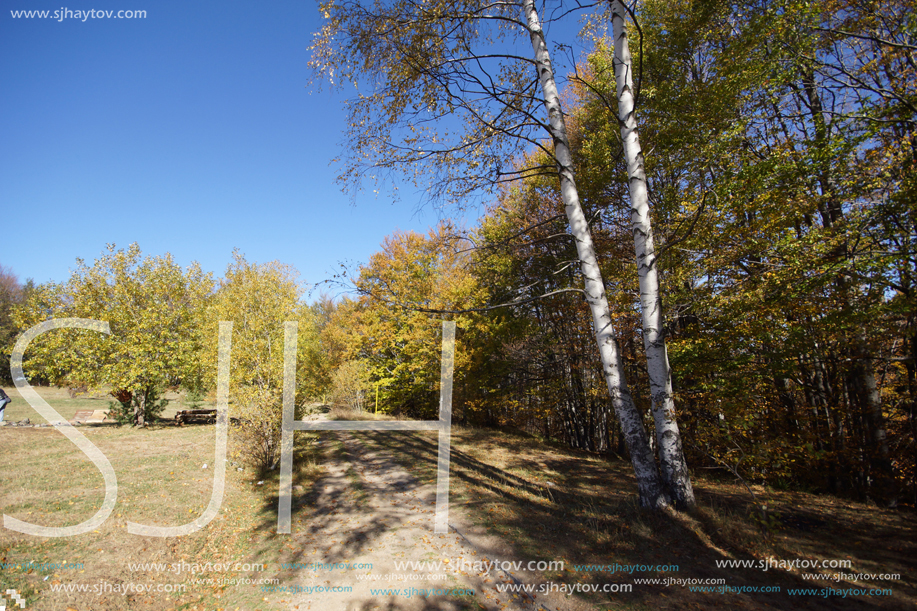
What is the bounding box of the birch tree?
[310,0,680,507]
[609,0,694,508]
[573,0,915,504]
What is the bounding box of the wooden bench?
[175,409,217,425]
[73,409,109,423]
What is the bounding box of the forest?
[2,0,915,514]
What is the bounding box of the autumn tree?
[602,0,696,507]
[334,223,489,419]
[330,360,372,411]
[310,0,683,508]
[12,244,212,425]
[297,294,341,403]
[202,251,319,473]
[667,0,916,506]
[470,173,637,448]
[0,265,25,385]
[568,0,916,504]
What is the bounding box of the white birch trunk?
[522,0,665,508]
[611,0,695,509]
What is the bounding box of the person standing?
[0,388,10,423]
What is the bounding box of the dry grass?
[0,385,209,423]
[356,425,917,610]
[2,391,915,610]
[0,387,324,611]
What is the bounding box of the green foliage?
[109,386,169,425]
[593,0,917,501]
[11,243,212,426]
[202,250,318,473]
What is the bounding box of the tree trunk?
[135,390,146,427]
[522,0,665,508]
[610,0,695,509]
[852,334,895,506]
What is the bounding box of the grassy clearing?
[0,385,211,423]
[2,394,915,610]
[0,387,324,611]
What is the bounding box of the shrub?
[109,386,168,425]
[331,360,371,412]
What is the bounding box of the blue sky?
[0,0,469,296]
[1,0,596,299]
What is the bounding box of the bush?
[331,360,372,412]
[229,390,284,477]
[109,386,169,425]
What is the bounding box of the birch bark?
[522,0,665,508]
[610,0,695,509]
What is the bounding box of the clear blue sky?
[0,0,472,296]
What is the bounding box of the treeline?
[326,0,916,507]
[2,247,327,473]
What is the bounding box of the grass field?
[1,387,915,610]
[1,385,324,611]
[0,386,205,423]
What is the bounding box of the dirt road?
[283,431,566,611]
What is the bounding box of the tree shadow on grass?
[248,426,913,610]
[357,427,913,610]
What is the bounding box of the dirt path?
[284,431,570,611]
